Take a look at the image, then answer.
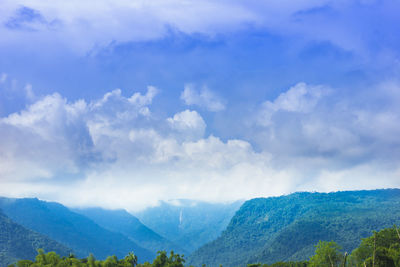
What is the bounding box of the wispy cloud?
[181,84,225,112]
[2,0,398,56]
[0,73,7,83]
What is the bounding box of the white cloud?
[129,86,158,106]
[0,93,91,181]
[24,83,35,100]
[0,85,299,210]
[0,73,7,83]
[252,82,400,173]
[0,86,159,181]
[258,82,328,126]
[167,109,206,140]
[1,0,398,59]
[181,84,225,111]
[0,82,399,210]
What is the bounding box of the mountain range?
[72,207,187,255]
[134,199,244,253]
[0,197,154,263]
[188,189,400,267]
[0,197,241,266]
[2,189,400,267]
[0,210,71,266]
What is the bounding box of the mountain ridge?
[0,197,154,262]
[0,209,72,266]
[134,199,244,253]
[188,189,400,267]
[72,207,188,255]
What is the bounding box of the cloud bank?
[0,81,399,211]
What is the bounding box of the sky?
[0,0,400,211]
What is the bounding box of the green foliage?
[73,208,187,256]
[12,250,185,267]
[9,225,400,267]
[151,251,185,267]
[0,210,71,266]
[0,197,153,261]
[188,189,400,267]
[10,250,139,267]
[309,241,342,267]
[134,200,243,253]
[248,262,308,267]
[351,226,400,266]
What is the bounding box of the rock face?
[188,189,400,267]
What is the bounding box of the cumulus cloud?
[253,82,400,172]
[167,109,206,141]
[0,86,159,181]
[0,93,93,181]
[181,84,225,111]
[0,81,399,210]
[258,82,329,126]
[0,84,294,210]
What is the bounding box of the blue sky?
[0,0,399,210]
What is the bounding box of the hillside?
[73,207,187,255]
[0,197,153,261]
[188,189,400,267]
[134,199,243,253]
[0,210,72,266]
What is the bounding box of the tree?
[151,251,185,267]
[352,227,400,266]
[121,252,138,267]
[309,241,342,267]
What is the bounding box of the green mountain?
[134,199,243,253]
[0,209,71,266]
[188,189,400,267]
[0,197,153,262]
[73,207,188,255]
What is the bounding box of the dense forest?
[0,197,154,261]
[9,226,400,266]
[0,210,72,265]
[72,208,186,255]
[2,190,400,266]
[188,189,400,266]
[134,200,243,253]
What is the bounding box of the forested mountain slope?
[188,189,400,267]
[0,210,71,266]
[73,208,187,255]
[134,199,243,253]
[0,197,153,261]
